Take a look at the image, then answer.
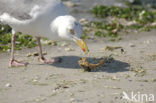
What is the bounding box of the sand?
[0,30,156,103]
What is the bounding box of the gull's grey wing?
[0,0,60,20]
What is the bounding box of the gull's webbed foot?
[9,59,29,67]
[39,57,62,64]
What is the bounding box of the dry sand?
[0,30,156,103]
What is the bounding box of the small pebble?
[5,83,12,87]
[65,47,74,51]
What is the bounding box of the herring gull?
[0,0,88,67]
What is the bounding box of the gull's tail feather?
[0,13,23,25]
[0,13,31,33]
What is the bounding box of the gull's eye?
[70,29,75,34]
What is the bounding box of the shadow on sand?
[50,56,130,72]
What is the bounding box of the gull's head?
[51,15,89,54]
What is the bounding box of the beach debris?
[65,47,75,51]
[41,39,57,46]
[130,67,146,77]
[111,76,120,81]
[103,46,123,51]
[55,84,69,90]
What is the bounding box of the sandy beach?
[0,30,156,103]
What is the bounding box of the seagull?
[0,0,88,67]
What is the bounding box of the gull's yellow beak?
[75,38,89,54]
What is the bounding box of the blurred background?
[0,0,156,51]
[64,0,156,19]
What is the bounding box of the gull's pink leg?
[9,33,28,67]
[36,37,60,64]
